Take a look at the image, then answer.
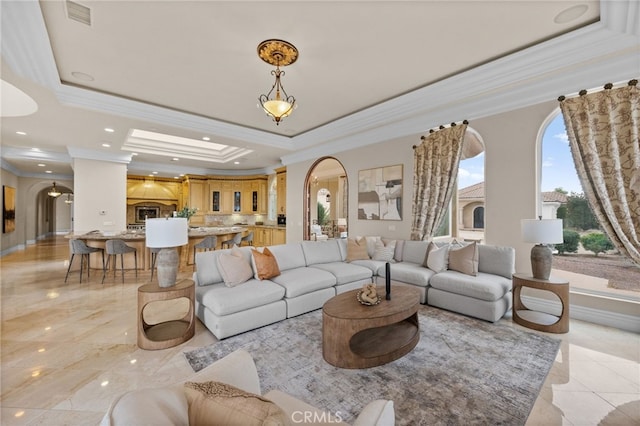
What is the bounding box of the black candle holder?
[385,262,391,300]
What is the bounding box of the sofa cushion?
[448,242,479,276]
[429,271,512,302]
[310,262,372,285]
[270,267,336,298]
[346,237,370,262]
[195,250,225,286]
[217,246,254,287]
[184,381,287,426]
[478,245,515,279]
[401,240,430,264]
[251,247,281,280]
[378,262,435,288]
[372,239,396,262]
[351,259,387,274]
[199,281,285,316]
[267,243,306,272]
[302,240,342,265]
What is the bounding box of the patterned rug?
[184,305,559,425]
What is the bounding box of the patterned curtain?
[559,80,640,264]
[411,123,467,240]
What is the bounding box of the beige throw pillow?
[346,237,370,262]
[251,247,281,280]
[372,239,396,262]
[216,246,253,287]
[184,381,288,426]
[425,242,449,272]
[448,242,479,276]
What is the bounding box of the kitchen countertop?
[70,226,249,240]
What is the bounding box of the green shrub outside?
[556,229,580,254]
[580,232,614,256]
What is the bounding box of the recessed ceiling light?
[104,127,115,133]
[173,176,179,179]
[45,170,52,173]
[38,163,45,167]
[234,161,240,165]
[172,157,179,161]
[148,174,154,177]
[554,4,589,24]
[71,71,94,81]
[152,171,158,175]
[202,136,210,141]
[16,131,27,135]
[131,152,138,156]
[102,143,111,148]
[179,174,185,177]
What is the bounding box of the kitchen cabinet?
[272,228,286,245]
[250,226,285,247]
[203,176,269,215]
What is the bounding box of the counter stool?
[65,239,105,284]
[103,239,138,284]
[194,236,217,264]
[240,231,254,246]
[149,247,161,282]
[221,232,243,249]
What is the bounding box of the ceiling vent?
[66,1,91,26]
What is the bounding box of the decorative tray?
[356,290,382,306]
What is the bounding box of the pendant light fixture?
[47,182,61,198]
[257,39,298,125]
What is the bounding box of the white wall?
[286,99,558,276]
[73,158,127,234]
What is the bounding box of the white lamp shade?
[146,218,188,248]
[337,218,347,226]
[521,219,563,244]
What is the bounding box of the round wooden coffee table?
[322,285,421,369]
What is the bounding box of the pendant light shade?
[257,39,298,125]
[48,182,61,198]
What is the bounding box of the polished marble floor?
[1,236,638,425]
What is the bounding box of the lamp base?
[531,244,552,280]
[156,247,179,288]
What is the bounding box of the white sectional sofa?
[193,238,515,340]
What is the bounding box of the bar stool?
[240,231,254,246]
[193,235,217,264]
[65,239,105,283]
[149,247,161,282]
[103,239,138,284]
[220,232,243,249]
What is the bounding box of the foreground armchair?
[101,349,394,425]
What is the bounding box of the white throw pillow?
[426,242,449,272]
[372,239,396,262]
[216,246,253,287]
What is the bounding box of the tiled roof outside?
[458,181,567,204]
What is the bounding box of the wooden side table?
[512,273,569,333]
[137,279,195,350]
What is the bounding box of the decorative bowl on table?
[356,290,381,306]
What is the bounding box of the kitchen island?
[69,226,248,271]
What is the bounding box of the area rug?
[184,305,559,425]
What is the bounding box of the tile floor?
[1,236,638,425]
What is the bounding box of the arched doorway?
[304,157,348,240]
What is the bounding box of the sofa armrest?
[353,400,395,426]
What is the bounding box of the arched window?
[473,206,484,229]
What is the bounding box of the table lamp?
[521,217,563,280]
[146,218,188,287]
[337,218,348,238]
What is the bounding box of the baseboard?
[521,294,640,333]
[0,244,26,257]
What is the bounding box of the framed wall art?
[357,164,403,220]
[3,185,16,233]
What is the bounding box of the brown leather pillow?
[251,247,281,280]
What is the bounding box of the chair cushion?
[400,240,430,264]
[199,281,285,316]
[478,245,515,279]
[301,240,342,265]
[267,243,307,272]
[429,271,512,302]
[270,267,336,298]
[309,262,372,285]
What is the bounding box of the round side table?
[137,279,195,350]
[512,273,569,333]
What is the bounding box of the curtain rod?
[413,119,469,149]
[558,79,637,102]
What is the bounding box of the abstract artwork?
[358,164,403,220]
[3,185,16,233]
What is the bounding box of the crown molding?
[67,147,132,164]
